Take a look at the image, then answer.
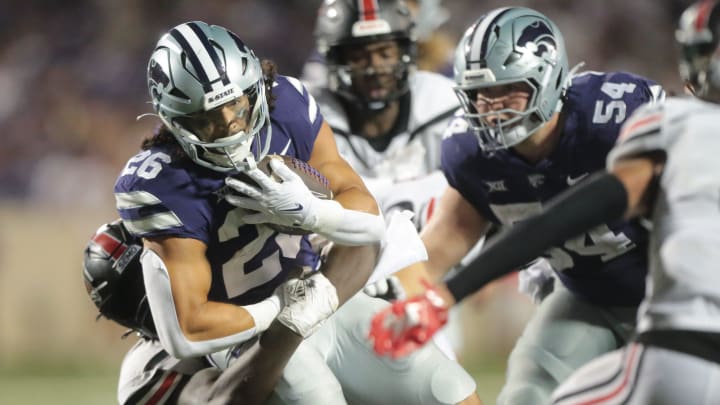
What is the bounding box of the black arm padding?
[446,172,628,302]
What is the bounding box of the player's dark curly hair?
[141,59,278,156]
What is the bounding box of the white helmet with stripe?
[676,1,720,102]
[453,7,569,152]
[314,0,416,111]
[147,21,271,171]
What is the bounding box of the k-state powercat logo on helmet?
[517,21,556,57]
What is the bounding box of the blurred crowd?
[0,0,692,206]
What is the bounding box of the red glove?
[369,282,449,358]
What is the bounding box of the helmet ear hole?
[169,87,190,100]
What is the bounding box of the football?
[226,154,333,235]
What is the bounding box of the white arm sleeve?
[313,199,386,246]
[141,249,279,359]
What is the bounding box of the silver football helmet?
[676,1,720,102]
[147,21,271,172]
[315,0,416,110]
[453,7,569,152]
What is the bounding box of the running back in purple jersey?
[114,76,324,306]
[442,71,665,306]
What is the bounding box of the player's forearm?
[322,243,380,305]
[421,223,485,282]
[445,172,628,303]
[142,250,281,358]
[420,186,490,281]
[395,261,434,296]
[333,185,380,215]
[180,301,271,342]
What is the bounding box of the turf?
[0,364,506,404]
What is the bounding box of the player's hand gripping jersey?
[442,71,664,306]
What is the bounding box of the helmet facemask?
[329,36,415,111]
[454,79,545,152]
[314,0,417,111]
[166,81,271,172]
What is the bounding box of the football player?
[369,7,666,405]
[308,0,478,379]
[91,20,479,405]
[551,2,720,402]
[310,0,458,221]
[111,21,386,404]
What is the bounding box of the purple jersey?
[442,71,665,306]
[115,76,323,306]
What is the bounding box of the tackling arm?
[445,156,659,303]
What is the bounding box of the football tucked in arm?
[225,154,333,235]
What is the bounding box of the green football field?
[0,362,506,404]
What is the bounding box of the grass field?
[0,361,506,405]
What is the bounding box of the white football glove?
[224,159,339,232]
[363,275,406,301]
[276,272,339,338]
[518,258,556,304]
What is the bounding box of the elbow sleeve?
[446,172,628,302]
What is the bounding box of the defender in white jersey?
[309,0,467,359]
[552,3,720,402]
[310,0,459,213]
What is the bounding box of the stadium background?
[0,0,693,403]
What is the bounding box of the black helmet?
[315,0,416,110]
[82,220,156,338]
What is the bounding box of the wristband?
[242,290,283,332]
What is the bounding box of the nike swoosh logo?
[279,204,304,212]
[566,173,589,186]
